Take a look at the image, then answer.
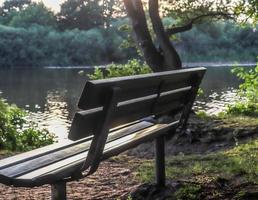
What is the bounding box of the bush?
[88,59,152,80]
[177,22,258,62]
[0,23,136,68]
[225,63,258,116]
[0,98,55,151]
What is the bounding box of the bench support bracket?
[51,181,67,200]
[155,135,166,187]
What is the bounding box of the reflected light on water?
[27,90,71,140]
[194,88,239,115]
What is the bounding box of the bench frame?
[51,68,204,199]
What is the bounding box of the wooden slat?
[14,121,176,187]
[0,140,93,178]
[0,121,153,183]
[69,87,189,140]
[102,120,179,160]
[0,138,92,170]
[78,67,206,109]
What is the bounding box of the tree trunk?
[123,0,164,72]
[123,0,182,71]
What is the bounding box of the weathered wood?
[0,139,92,178]
[69,86,191,140]
[78,67,205,110]
[51,181,66,200]
[0,140,74,170]
[102,120,179,160]
[0,121,154,187]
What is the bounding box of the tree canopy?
[57,0,124,30]
[8,2,56,28]
[57,0,104,30]
[0,0,257,68]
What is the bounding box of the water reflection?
[0,66,253,140]
[0,68,88,140]
[29,91,71,140]
[195,88,239,115]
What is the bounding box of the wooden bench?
[0,67,206,199]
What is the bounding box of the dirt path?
[0,158,140,200]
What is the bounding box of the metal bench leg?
[155,135,166,187]
[51,181,67,200]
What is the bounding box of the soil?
[0,158,140,200]
[0,114,257,199]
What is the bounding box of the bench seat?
[0,119,179,187]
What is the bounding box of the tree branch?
[166,12,234,35]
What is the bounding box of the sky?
[0,0,65,12]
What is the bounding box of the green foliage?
[57,0,124,30]
[57,0,103,31]
[197,88,204,97]
[89,59,152,80]
[8,2,56,28]
[226,102,258,117]
[0,0,31,25]
[177,22,258,62]
[196,111,212,119]
[0,98,55,151]
[0,24,135,68]
[0,3,257,68]
[225,63,258,116]
[0,0,31,16]
[232,65,258,103]
[175,184,202,200]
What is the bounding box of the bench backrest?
[69,67,206,141]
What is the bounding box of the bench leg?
[51,181,67,200]
[155,135,166,187]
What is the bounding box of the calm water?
[0,66,250,139]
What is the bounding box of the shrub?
[0,24,135,68]
[225,63,258,116]
[89,59,152,80]
[0,98,55,151]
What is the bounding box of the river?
[0,65,254,140]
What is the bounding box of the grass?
[136,139,258,184]
[175,184,202,200]
[197,111,258,124]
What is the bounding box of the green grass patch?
[175,184,202,200]
[196,111,258,128]
[136,139,258,184]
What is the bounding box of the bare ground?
[0,158,141,200]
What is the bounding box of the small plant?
[175,184,202,200]
[197,88,204,97]
[89,59,152,80]
[0,98,56,151]
[225,63,258,116]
